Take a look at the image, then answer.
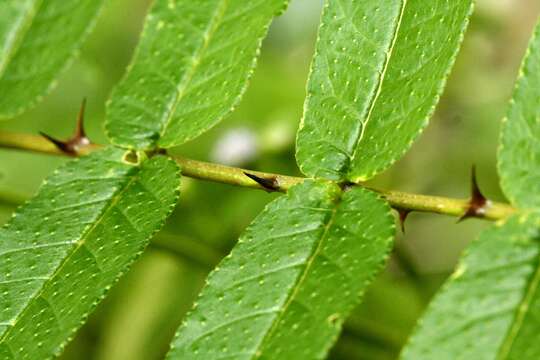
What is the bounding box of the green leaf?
[0,148,180,359]
[0,1,37,71]
[0,0,106,118]
[105,0,288,150]
[498,20,540,209]
[166,180,395,359]
[296,0,473,181]
[401,212,540,359]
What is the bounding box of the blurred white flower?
[211,127,258,166]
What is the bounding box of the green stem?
[0,131,98,156]
[0,131,516,221]
[173,154,302,191]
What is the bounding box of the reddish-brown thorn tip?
[244,172,280,192]
[40,98,92,156]
[459,165,489,222]
[74,97,87,140]
[397,208,411,233]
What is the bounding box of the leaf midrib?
[496,242,540,359]
[158,0,229,141]
[251,196,340,357]
[0,162,140,342]
[346,0,407,178]
[0,0,42,77]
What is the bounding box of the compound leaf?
[0,0,105,118]
[401,212,540,360]
[106,0,288,150]
[166,180,395,359]
[296,0,473,181]
[498,20,540,209]
[0,148,180,359]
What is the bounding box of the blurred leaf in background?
[1,0,539,359]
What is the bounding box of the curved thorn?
[39,132,73,155]
[244,172,280,192]
[397,208,411,233]
[458,165,488,222]
[74,97,87,139]
[39,99,92,156]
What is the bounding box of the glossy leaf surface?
[0,148,180,359]
[0,0,105,118]
[166,180,395,359]
[0,0,37,72]
[401,213,540,359]
[296,0,473,181]
[106,0,288,150]
[498,20,540,208]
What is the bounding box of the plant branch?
[0,131,516,221]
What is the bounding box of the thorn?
[459,165,489,222]
[39,132,72,154]
[40,98,92,156]
[244,172,280,192]
[74,97,87,140]
[397,208,411,233]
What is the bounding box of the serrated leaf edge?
[0,153,181,359]
[349,0,474,182]
[296,0,474,182]
[0,0,108,119]
[105,0,289,150]
[166,182,396,359]
[399,212,540,359]
[497,18,540,209]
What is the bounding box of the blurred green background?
[1,1,539,359]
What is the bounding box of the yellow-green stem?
[0,131,517,221]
